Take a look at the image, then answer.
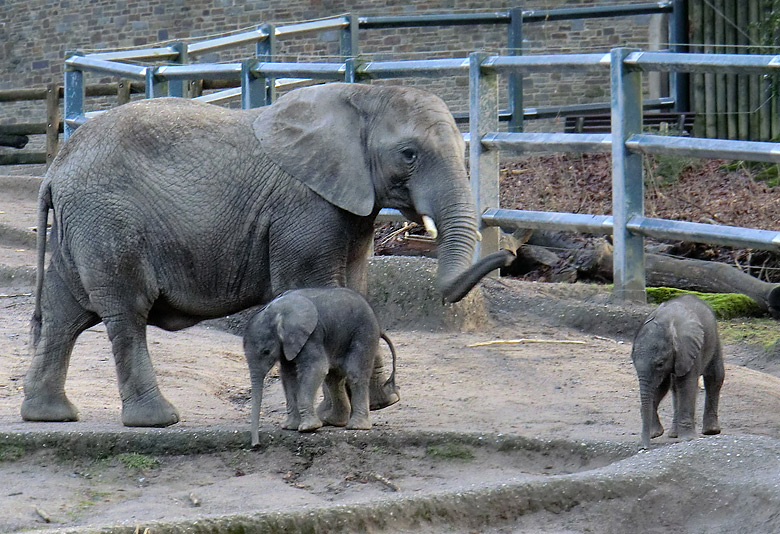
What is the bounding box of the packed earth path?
[0,174,779,532]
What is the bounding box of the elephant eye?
[400,148,417,164]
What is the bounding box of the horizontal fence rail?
[50,2,684,140]
[51,44,780,303]
[468,48,780,302]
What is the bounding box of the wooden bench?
[564,112,695,135]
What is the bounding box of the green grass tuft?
[718,318,780,351]
[426,442,475,461]
[117,452,159,471]
[0,444,25,462]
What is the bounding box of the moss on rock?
[646,287,764,319]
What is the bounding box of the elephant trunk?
[250,375,264,447]
[433,199,515,304]
[639,382,656,449]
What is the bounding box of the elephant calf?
[243,287,399,446]
[631,294,725,449]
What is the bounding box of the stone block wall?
[0,1,659,131]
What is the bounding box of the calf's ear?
[275,294,319,361]
[670,318,704,377]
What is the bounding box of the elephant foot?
[673,426,697,441]
[346,416,371,430]
[298,415,323,433]
[650,423,664,439]
[701,413,720,436]
[282,414,300,430]
[369,386,400,411]
[702,420,721,436]
[317,401,350,427]
[21,393,79,422]
[121,394,180,428]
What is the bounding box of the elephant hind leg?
[22,267,100,422]
[317,370,350,427]
[702,355,725,436]
[102,313,179,427]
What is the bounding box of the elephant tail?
[380,332,397,391]
[31,182,52,347]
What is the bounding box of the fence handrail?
[65,55,149,81]
[86,46,181,62]
[358,2,672,29]
[186,17,351,57]
[53,2,685,137]
[625,50,780,74]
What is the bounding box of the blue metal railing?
[62,2,682,137]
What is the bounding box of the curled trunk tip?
[439,249,516,303]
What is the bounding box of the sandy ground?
[2,277,780,533]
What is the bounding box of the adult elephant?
[22,82,514,427]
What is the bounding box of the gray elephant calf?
[243,287,399,446]
[631,294,725,449]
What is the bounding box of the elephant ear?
[670,317,704,376]
[253,84,375,216]
[274,294,319,361]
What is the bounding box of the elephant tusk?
[476,230,482,242]
[422,215,438,240]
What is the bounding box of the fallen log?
[597,244,780,318]
[505,231,780,318]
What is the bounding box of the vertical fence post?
[241,60,265,110]
[117,79,132,105]
[507,7,524,133]
[469,52,500,264]
[63,52,84,141]
[256,24,276,104]
[340,14,359,62]
[344,58,357,83]
[145,67,165,99]
[611,47,646,303]
[167,42,188,98]
[670,0,690,112]
[45,82,60,167]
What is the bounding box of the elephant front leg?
[104,316,179,427]
[295,357,328,433]
[671,374,698,441]
[279,363,300,430]
[368,352,397,411]
[22,269,99,422]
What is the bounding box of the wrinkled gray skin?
[631,295,725,449]
[244,287,399,445]
[22,82,514,427]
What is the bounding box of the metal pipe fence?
[469,48,780,302]
[58,2,681,139]
[54,7,780,303]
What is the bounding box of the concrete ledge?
[6,429,778,534]
[207,256,492,335]
[367,256,490,331]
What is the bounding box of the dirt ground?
[1,173,780,532]
[2,275,780,533]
